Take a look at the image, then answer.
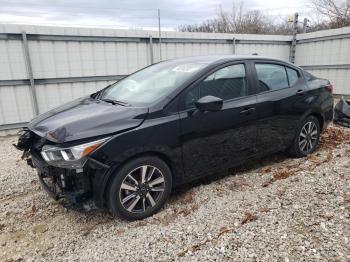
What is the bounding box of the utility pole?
[158,8,162,61]
[303,18,309,33]
[289,12,298,64]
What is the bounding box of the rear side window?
[184,64,248,108]
[303,71,315,81]
[286,67,299,86]
[255,64,289,91]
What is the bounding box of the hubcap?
[119,165,165,213]
[299,121,318,154]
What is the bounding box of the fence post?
[289,13,298,64]
[232,37,236,55]
[158,8,162,61]
[21,31,39,116]
[149,35,154,64]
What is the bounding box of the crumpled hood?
[28,97,148,143]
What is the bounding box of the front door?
[178,62,259,180]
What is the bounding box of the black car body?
[16,56,334,220]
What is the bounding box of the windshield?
[100,60,209,106]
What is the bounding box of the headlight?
[40,137,109,169]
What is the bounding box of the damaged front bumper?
[15,129,110,206]
[32,150,92,203]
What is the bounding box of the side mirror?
[195,95,223,112]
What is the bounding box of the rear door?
[178,62,259,180]
[252,61,308,153]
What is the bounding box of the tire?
[108,156,172,221]
[288,115,320,157]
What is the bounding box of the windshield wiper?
[101,98,130,106]
[90,84,112,99]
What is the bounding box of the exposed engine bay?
[14,129,93,203]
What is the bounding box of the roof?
[166,55,291,66]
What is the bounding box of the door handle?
[240,108,256,115]
[296,89,305,96]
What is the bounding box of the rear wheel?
[108,156,172,220]
[289,116,320,157]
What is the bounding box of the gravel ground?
[0,125,349,261]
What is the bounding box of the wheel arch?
[288,110,323,157]
[308,112,324,131]
[299,108,325,132]
[101,150,178,208]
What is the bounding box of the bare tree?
[179,0,350,34]
[311,0,350,28]
[179,1,293,35]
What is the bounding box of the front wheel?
[288,116,320,157]
[108,156,172,220]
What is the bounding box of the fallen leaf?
[241,212,257,225]
[259,207,270,213]
[344,194,350,203]
[116,229,125,235]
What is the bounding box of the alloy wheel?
[119,165,165,213]
[298,121,318,154]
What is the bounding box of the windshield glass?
[100,60,209,106]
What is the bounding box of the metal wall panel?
[295,27,350,95]
[235,43,290,60]
[0,85,34,124]
[305,69,350,95]
[295,38,350,65]
[157,42,233,61]
[35,80,114,113]
[0,40,27,80]
[28,41,150,78]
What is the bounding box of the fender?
[90,111,184,207]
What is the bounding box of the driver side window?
[185,64,247,109]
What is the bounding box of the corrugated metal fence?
[0,24,349,133]
[295,27,350,95]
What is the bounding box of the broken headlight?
[40,137,109,169]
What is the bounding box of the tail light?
[325,83,333,93]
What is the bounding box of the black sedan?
[16,55,334,220]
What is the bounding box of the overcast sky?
[0,0,312,30]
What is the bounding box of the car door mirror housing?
[195,95,223,112]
